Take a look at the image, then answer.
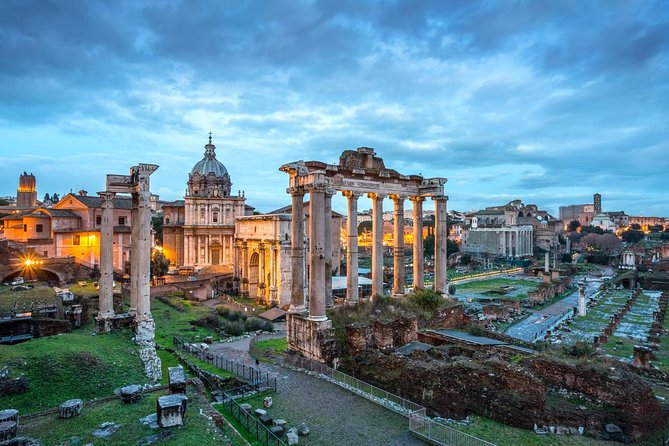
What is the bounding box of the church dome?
[191,136,228,177]
[187,134,232,198]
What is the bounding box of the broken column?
[95,191,116,333]
[59,399,83,418]
[578,281,587,316]
[168,365,187,394]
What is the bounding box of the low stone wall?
[286,314,336,363]
[345,316,417,355]
[528,278,572,305]
[31,319,72,338]
[426,305,469,329]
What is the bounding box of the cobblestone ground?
[209,338,425,446]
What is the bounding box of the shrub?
[223,320,245,336]
[244,317,267,332]
[469,324,485,337]
[410,289,442,312]
[563,341,594,358]
[216,305,230,318]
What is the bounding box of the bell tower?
[17,172,37,207]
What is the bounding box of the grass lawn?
[152,298,217,349]
[0,325,147,414]
[456,278,539,292]
[0,283,57,311]
[18,389,245,446]
[253,338,287,355]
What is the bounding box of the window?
[36,224,43,233]
[213,212,219,223]
[73,235,80,245]
[23,224,27,232]
[119,216,126,225]
[96,215,102,225]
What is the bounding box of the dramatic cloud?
[0,0,667,216]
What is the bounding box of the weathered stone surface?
[286,431,299,445]
[0,422,17,442]
[139,413,159,429]
[120,384,143,403]
[0,436,42,446]
[0,377,28,398]
[259,415,273,426]
[263,396,273,408]
[239,403,252,413]
[157,394,187,428]
[91,422,121,438]
[297,423,309,436]
[168,366,187,394]
[58,399,83,418]
[269,426,284,436]
[136,320,162,382]
[0,410,18,424]
[273,419,287,427]
[254,409,266,417]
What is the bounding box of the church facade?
[162,136,254,270]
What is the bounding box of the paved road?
[209,338,426,446]
[505,276,603,342]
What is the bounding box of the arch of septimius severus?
[280,147,448,362]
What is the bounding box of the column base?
[391,293,406,298]
[286,313,335,364]
[288,304,306,314]
[94,314,114,334]
[307,315,328,322]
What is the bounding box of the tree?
[0,198,8,206]
[621,229,644,244]
[447,239,459,255]
[580,225,605,236]
[357,220,372,234]
[460,253,472,265]
[561,253,573,263]
[649,225,663,233]
[597,233,622,254]
[567,220,581,232]
[630,223,641,230]
[424,234,434,257]
[150,250,170,278]
[580,233,600,250]
[152,215,164,244]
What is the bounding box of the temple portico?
[280,147,448,362]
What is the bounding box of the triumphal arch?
[280,147,447,362]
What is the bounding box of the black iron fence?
[221,385,286,446]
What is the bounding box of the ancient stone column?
[97,191,116,326]
[308,185,327,321]
[289,188,306,313]
[433,195,448,294]
[129,193,139,316]
[324,189,334,308]
[391,195,405,295]
[135,165,157,323]
[515,230,520,258]
[241,240,249,297]
[343,191,360,303]
[410,196,425,290]
[578,281,587,316]
[369,193,386,298]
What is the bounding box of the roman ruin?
[280,147,448,361]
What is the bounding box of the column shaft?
[344,192,360,302]
[411,197,424,290]
[308,187,326,320]
[370,193,385,297]
[98,192,115,317]
[129,196,139,316]
[391,195,405,295]
[289,190,306,313]
[324,191,334,308]
[136,189,152,321]
[433,196,448,294]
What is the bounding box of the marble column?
[241,240,249,296]
[343,191,360,303]
[129,194,139,316]
[410,196,425,290]
[289,188,306,313]
[433,195,448,294]
[391,195,405,295]
[369,193,386,297]
[324,190,334,308]
[501,230,506,257]
[98,191,115,320]
[308,185,327,321]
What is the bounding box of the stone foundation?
[95,313,134,334]
[286,314,336,363]
[135,319,162,382]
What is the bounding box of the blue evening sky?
[0,1,667,216]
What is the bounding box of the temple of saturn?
[94,163,162,381]
[280,147,448,362]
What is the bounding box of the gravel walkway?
[209,338,425,446]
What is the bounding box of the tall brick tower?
[593,193,601,214]
[17,172,37,207]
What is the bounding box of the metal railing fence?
[222,385,287,446]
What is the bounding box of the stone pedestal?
[58,399,83,418]
[0,409,18,425]
[168,365,187,394]
[286,313,336,363]
[157,394,188,427]
[120,384,143,403]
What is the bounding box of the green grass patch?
[0,325,146,414]
[0,283,57,311]
[18,389,238,446]
[152,298,217,349]
[253,338,288,355]
[457,278,539,293]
